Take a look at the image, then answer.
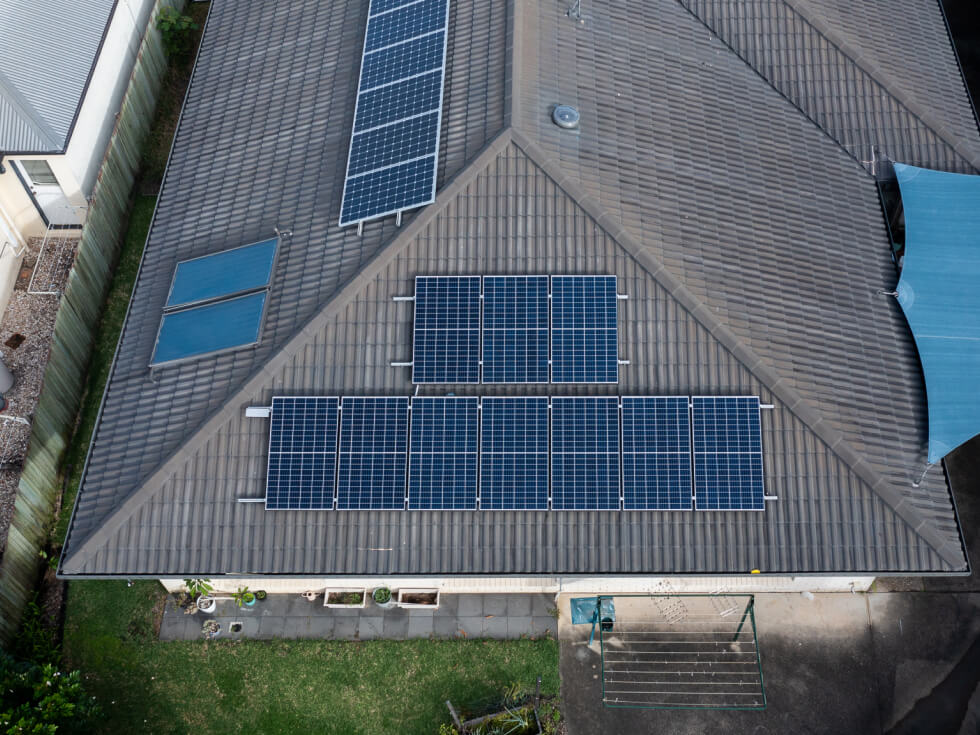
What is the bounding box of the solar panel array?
[264,395,766,511]
[692,397,765,511]
[410,275,620,384]
[339,0,451,226]
[153,238,278,366]
[266,397,339,510]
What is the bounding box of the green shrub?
[157,7,199,58]
[0,652,99,734]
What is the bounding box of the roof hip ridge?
[508,127,963,567]
[782,0,980,170]
[60,128,516,573]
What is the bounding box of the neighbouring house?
[59,0,979,599]
[0,0,158,312]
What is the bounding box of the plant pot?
[243,595,256,607]
[323,588,367,608]
[202,620,221,639]
[397,588,440,609]
[372,587,395,609]
[197,595,217,614]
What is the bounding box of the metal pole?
[732,595,753,642]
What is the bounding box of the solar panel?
[692,397,765,511]
[337,397,409,510]
[481,276,549,384]
[622,397,692,510]
[166,238,278,308]
[339,0,451,226]
[408,396,478,509]
[412,276,481,383]
[151,291,267,365]
[550,276,619,383]
[550,396,621,510]
[480,397,549,510]
[266,397,339,510]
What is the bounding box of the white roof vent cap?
[552,105,580,129]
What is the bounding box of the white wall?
[160,575,877,595]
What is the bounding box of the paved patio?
[159,592,558,641]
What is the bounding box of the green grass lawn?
[64,581,559,735]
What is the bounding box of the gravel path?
[0,236,77,554]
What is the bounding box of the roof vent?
[552,105,580,130]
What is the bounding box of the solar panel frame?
[265,397,340,510]
[407,396,479,510]
[411,276,482,384]
[691,396,765,511]
[550,275,620,384]
[550,396,621,511]
[336,396,410,510]
[338,0,451,227]
[481,275,550,384]
[621,396,693,510]
[479,397,549,510]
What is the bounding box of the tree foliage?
[0,653,99,734]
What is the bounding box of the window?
[20,160,58,186]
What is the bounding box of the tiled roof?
[60,0,975,576]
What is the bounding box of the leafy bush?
[183,578,212,599]
[372,587,391,604]
[0,652,99,734]
[157,7,199,58]
[12,597,59,666]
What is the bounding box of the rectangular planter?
[323,588,367,608]
[397,588,440,609]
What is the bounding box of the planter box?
[397,588,440,609]
[323,588,367,608]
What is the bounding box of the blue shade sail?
[691,397,764,511]
[550,396,621,510]
[151,291,266,365]
[337,397,409,510]
[893,163,980,463]
[265,397,339,510]
[339,0,451,226]
[482,276,549,383]
[166,238,278,308]
[480,397,549,510]
[622,397,693,510]
[412,276,481,383]
[550,276,619,383]
[408,397,478,510]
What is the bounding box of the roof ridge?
[507,127,964,567]
[777,0,980,170]
[0,67,61,151]
[61,129,516,573]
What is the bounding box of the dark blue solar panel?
[347,112,439,176]
[358,32,445,91]
[692,397,764,511]
[355,71,442,130]
[408,397,478,510]
[340,156,436,224]
[622,397,692,510]
[482,276,549,383]
[370,0,420,15]
[412,276,481,383]
[266,397,339,510]
[550,397,620,510]
[152,291,266,365]
[550,276,619,383]
[365,0,447,52]
[337,397,409,510]
[480,397,548,510]
[167,238,277,308]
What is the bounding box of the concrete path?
[159,592,557,641]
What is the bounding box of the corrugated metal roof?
[61,0,975,577]
[0,0,117,152]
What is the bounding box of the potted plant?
[202,620,221,639]
[372,587,394,609]
[397,588,440,609]
[185,578,214,613]
[232,586,256,608]
[255,590,267,601]
[323,588,367,608]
